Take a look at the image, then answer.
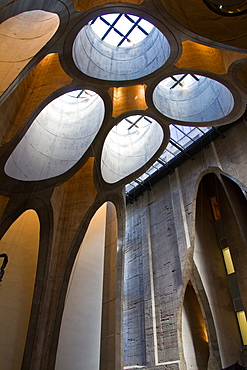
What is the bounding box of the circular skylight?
[101,115,164,184]
[89,13,154,47]
[153,74,234,123]
[5,90,105,181]
[72,13,171,81]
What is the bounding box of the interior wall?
[124,119,247,369]
[55,203,107,370]
[0,210,40,370]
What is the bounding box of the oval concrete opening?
[5,90,105,181]
[101,115,164,184]
[72,13,171,81]
[153,74,234,123]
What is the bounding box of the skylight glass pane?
[102,13,119,24]
[125,182,136,192]
[138,173,149,182]
[90,13,154,47]
[126,14,139,22]
[168,143,181,156]
[114,15,131,35]
[103,31,122,46]
[153,161,163,170]
[146,166,157,175]
[138,18,154,33]
[160,149,175,163]
[170,125,185,142]
[125,121,213,194]
[91,18,109,38]
[129,27,146,44]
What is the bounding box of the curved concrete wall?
[153,75,234,123]
[5,91,104,181]
[0,210,39,370]
[0,10,59,96]
[55,203,107,370]
[72,23,170,81]
[101,115,164,183]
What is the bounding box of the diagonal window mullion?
[124,15,148,35]
[124,14,136,23]
[99,16,111,26]
[118,18,142,46]
[170,74,188,89]
[101,13,123,41]
[127,115,143,130]
[137,25,149,35]
[172,124,196,142]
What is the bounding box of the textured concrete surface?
[101,115,165,183]
[0,10,59,96]
[72,24,170,81]
[0,1,246,370]
[153,75,234,123]
[5,91,105,180]
[124,120,247,369]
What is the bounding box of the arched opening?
[5,89,105,181]
[0,210,40,370]
[182,282,209,369]
[153,74,234,124]
[194,173,247,367]
[72,12,171,81]
[0,10,59,95]
[101,115,165,184]
[55,202,119,370]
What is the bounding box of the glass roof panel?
[113,15,130,35]
[90,13,154,47]
[90,17,109,38]
[103,31,122,46]
[102,13,120,23]
[125,124,213,195]
[137,173,149,182]
[139,18,154,33]
[126,14,139,22]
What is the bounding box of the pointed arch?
[194,172,247,367]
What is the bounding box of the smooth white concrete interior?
[153,74,234,123]
[0,210,40,370]
[0,10,59,95]
[5,90,105,181]
[72,18,170,81]
[55,203,107,370]
[101,115,164,184]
